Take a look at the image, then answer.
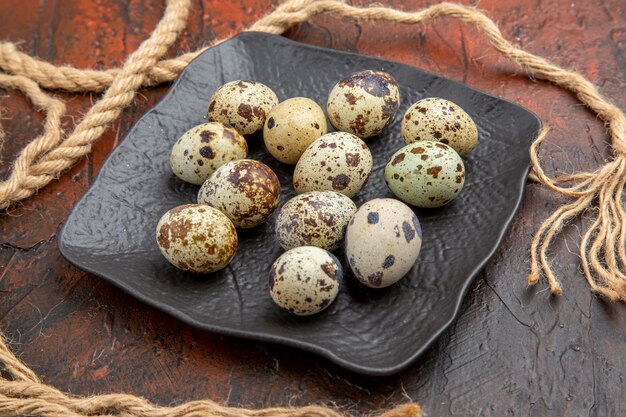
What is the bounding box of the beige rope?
[0,339,421,417]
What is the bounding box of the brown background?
[1,1,625,416]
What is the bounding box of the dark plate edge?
[58,31,543,377]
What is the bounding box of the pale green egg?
[384,141,465,208]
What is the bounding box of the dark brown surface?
[1,0,625,415]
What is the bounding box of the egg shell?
[169,122,247,185]
[293,132,373,198]
[327,70,400,139]
[155,204,238,273]
[269,246,341,316]
[208,80,279,135]
[275,191,357,251]
[401,97,478,155]
[384,141,465,208]
[197,159,281,228]
[345,198,422,288]
[263,97,328,164]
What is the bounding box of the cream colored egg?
[384,141,465,208]
[207,80,278,135]
[155,204,238,273]
[275,191,357,251]
[401,97,478,156]
[197,159,281,228]
[269,246,341,316]
[263,97,327,164]
[293,132,373,198]
[345,198,422,288]
[327,70,400,139]
[169,122,247,185]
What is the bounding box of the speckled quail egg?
[197,159,281,228]
[207,80,279,135]
[155,204,237,273]
[169,122,247,185]
[345,198,422,288]
[263,97,328,164]
[293,132,373,198]
[401,97,478,156]
[327,70,400,139]
[269,246,341,316]
[275,191,357,251]
[384,141,465,208]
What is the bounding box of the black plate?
[59,32,541,376]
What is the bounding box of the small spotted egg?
[155,204,237,273]
[293,132,373,198]
[384,141,465,208]
[263,97,328,164]
[327,70,400,139]
[208,80,279,135]
[169,122,247,185]
[401,97,478,156]
[269,246,341,316]
[197,159,281,228]
[275,191,357,251]
[345,198,422,288]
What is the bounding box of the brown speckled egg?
[293,132,373,198]
[275,191,357,251]
[345,198,422,288]
[401,97,478,156]
[207,80,278,135]
[384,141,465,208]
[169,122,247,185]
[197,159,281,228]
[269,246,341,316]
[263,97,328,164]
[155,204,237,273]
[327,70,400,139]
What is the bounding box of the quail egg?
[345,198,422,288]
[275,191,357,251]
[263,97,328,164]
[327,70,400,139]
[169,122,247,185]
[155,204,238,273]
[208,80,278,135]
[401,97,478,155]
[384,141,465,208]
[197,159,281,228]
[293,132,373,198]
[269,246,341,316]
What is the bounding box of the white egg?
[155,204,238,273]
[269,246,341,315]
[293,132,373,198]
[345,198,422,288]
[169,122,247,185]
[275,191,357,251]
[208,80,278,135]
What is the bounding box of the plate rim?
[58,31,542,376]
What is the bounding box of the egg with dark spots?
[207,80,278,135]
[169,122,247,185]
[269,246,341,316]
[327,70,400,139]
[263,97,327,164]
[275,191,357,251]
[345,198,422,288]
[293,132,373,198]
[401,97,478,155]
[155,204,238,273]
[385,141,465,208]
[197,159,281,228]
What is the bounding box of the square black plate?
[59,32,541,376]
